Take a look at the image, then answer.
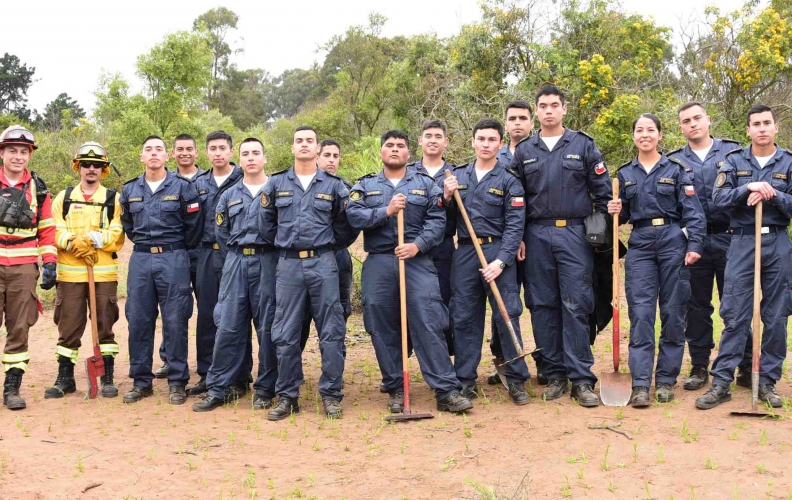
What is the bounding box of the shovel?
[731,202,778,419]
[384,210,434,422]
[601,178,631,406]
[83,264,105,400]
[443,170,538,390]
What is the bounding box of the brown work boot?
[3,368,26,410]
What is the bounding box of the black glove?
[40,262,57,290]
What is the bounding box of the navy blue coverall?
[710,146,792,388]
[448,161,531,386]
[409,159,456,354]
[120,170,203,387]
[300,179,355,351]
[616,155,705,388]
[510,129,612,387]
[207,182,278,400]
[159,166,204,365]
[258,167,357,401]
[668,139,752,370]
[347,168,461,399]
[192,166,251,385]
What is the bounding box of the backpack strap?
[62,186,76,219]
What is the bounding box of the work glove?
[71,235,94,258]
[40,262,57,290]
[87,231,104,248]
[84,249,98,267]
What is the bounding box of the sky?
[1,0,751,114]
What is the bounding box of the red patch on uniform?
[187,202,200,213]
[594,162,606,175]
[685,185,695,196]
[511,197,524,207]
[437,199,443,207]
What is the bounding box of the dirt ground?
[1,249,791,499]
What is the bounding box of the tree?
[38,93,86,131]
[136,31,213,133]
[211,65,268,129]
[193,7,240,99]
[0,53,36,114]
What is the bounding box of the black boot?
[683,365,709,391]
[543,378,568,400]
[186,376,207,397]
[735,367,752,388]
[3,368,26,410]
[267,396,300,421]
[695,384,732,410]
[100,356,118,398]
[44,357,76,399]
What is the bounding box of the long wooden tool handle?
[87,265,101,356]
[397,210,411,414]
[443,170,523,355]
[612,177,620,372]
[751,202,762,411]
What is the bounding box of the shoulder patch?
[594,162,607,175]
[349,190,363,201]
[715,172,727,188]
[162,195,179,201]
[216,212,225,225]
[260,193,270,208]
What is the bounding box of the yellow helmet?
[72,142,110,178]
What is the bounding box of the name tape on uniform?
[488,188,504,196]
[315,193,333,201]
[162,195,179,201]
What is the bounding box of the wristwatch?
[498,261,506,269]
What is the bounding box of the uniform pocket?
[655,183,677,210]
[562,159,585,189]
[484,193,504,218]
[522,163,540,194]
[27,291,39,327]
[275,196,294,222]
[160,201,180,212]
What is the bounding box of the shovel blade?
[600,371,632,407]
[83,355,105,401]
[492,358,509,389]
[729,410,780,419]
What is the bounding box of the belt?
[632,218,677,229]
[133,243,185,253]
[280,246,331,259]
[458,236,501,246]
[230,245,277,256]
[201,242,220,250]
[527,218,584,227]
[707,224,733,235]
[732,225,787,236]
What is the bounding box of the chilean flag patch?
[511,197,525,207]
[437,199,443,207]
[594,162,607,175]
[685,185,695,196]
[187,202,200,213]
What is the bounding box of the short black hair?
[142,135,167,148]
[206,130,233,148]
[472,118,504,140]
[746,104,776,126]
[320,139,341,154]
[173,133,197,147]
[239,137,265,152]
[632,113,662,133]
[677,101,706,116]
[421,119,447,135]
[294,126,318,141]
[381,129,410,147]
[535,85,565,105]
[505,100,533,118]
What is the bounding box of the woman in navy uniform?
[607,114,705,407]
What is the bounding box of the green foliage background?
[2,0,792,195]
